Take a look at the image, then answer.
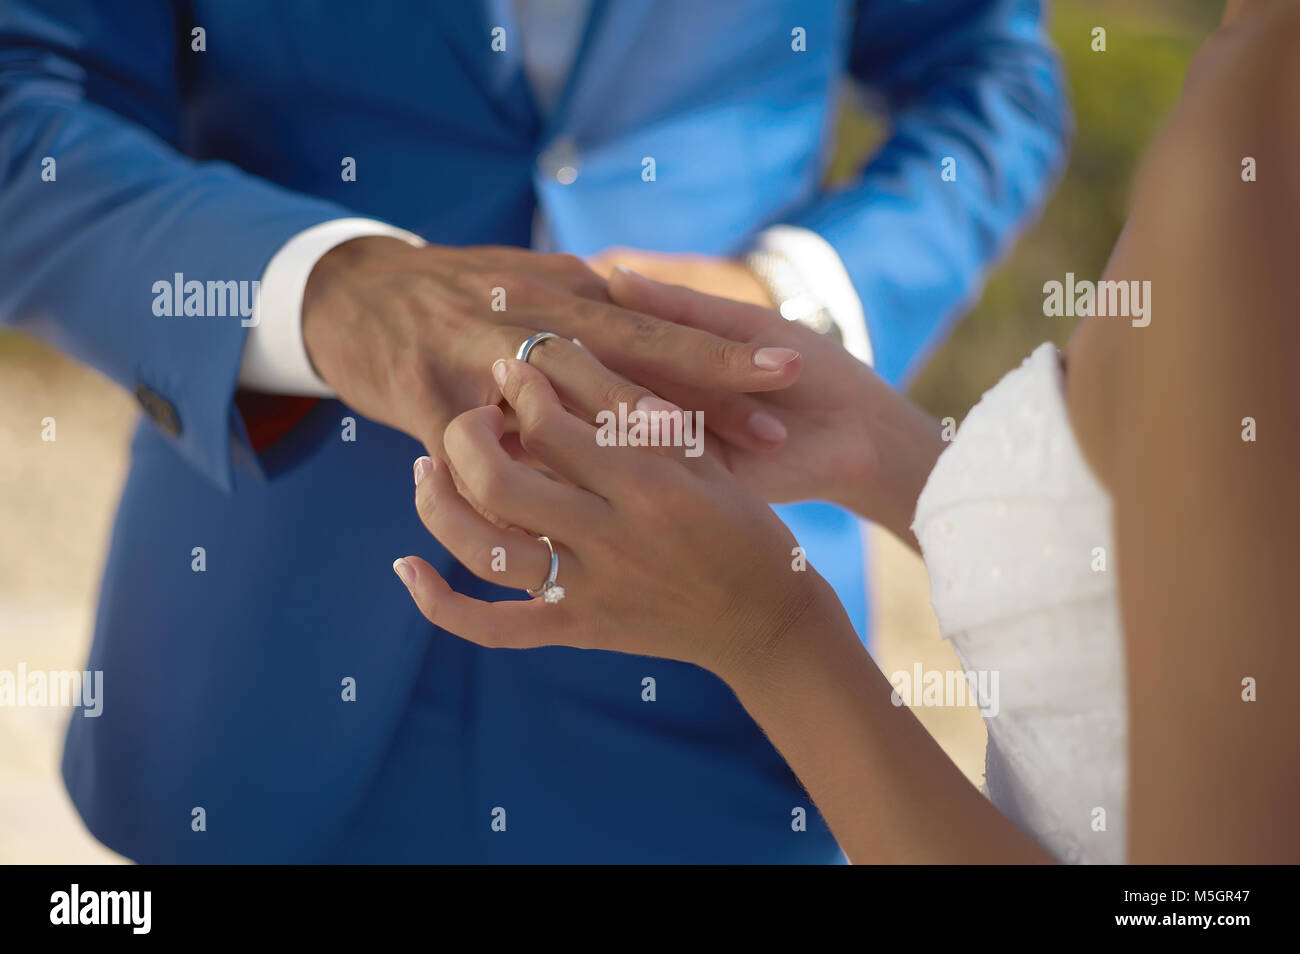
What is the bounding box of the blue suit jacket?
[0,0,1068,862]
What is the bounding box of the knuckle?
[601,381,630,411]
[443,412,472,449]
[702,334,737,372]
[620,309,666,344]
[417,484,448,530]
[613,384,644,414]
[510,371,542,407]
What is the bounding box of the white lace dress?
[911,343,1127,864]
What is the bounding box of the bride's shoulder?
[1063,3,1300,497]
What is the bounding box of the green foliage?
[907,0,1209,418]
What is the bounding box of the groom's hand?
[301,237,802,457]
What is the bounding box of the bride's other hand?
[607,269,946,547]
[392,357,841,683]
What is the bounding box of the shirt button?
[134,384,181,438]
[538,137,580,185]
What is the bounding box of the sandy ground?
[0,339,985,863]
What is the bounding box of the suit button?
[538,136,580,185]
[134,384,182,438]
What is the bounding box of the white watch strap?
[753,225,874,367]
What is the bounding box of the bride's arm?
[726,588,1054,863]
[1066,0,1300,863]
[393,357,1051,863]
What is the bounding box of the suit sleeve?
[784,0,1072,385]
[0,0,352,492]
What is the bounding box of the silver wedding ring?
[526,534,565,603]
[516,331,562,364]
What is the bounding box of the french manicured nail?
[492,358,509,387]
[748,410,787,443]
[392,558,415,589]
[413,456,433,486]
[636,395,682,417]
[753,347,799,371]
[614,265,648,280]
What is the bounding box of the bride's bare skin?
[1065,0,1300,863]
[394,0,1299,862]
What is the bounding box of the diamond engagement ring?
[526,535,565,604]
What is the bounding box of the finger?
[414,454,579,591]
[520,333,685,429]
[608,267,774,340]
[515,284,802,394]
[638,371,789,452]
[443,403,610,535]
[493,357,678,494]
[393,555,576,649]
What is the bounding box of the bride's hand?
[607,269,945,544]
[392,357,839,683]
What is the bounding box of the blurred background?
[0,0,1220,862]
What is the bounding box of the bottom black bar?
[0,863,1285,939]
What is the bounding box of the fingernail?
[413,456,434,486]
[393,558,415,589]
[636,395,682,417]
[748,410,787,443]
[492,358,509,387]
[753,347,799,371]
[614,265,647,280]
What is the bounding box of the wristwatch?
[744,247,845,346]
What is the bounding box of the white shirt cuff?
[754,225,874,367]
[238,218,427,396]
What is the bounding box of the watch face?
[803,312,841,340]
[778,296,840,340]
[778,295,819,322]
